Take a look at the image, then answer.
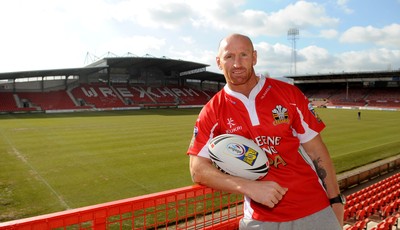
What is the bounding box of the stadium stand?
[0,92,19,112]
[71,83,127,108]
[305,87,400,109]
[1,83,399,113]
[113,84,157,105]
[0,84,214,112]
[292,71,400,110]
[17,91,77,110]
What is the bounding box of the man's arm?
[302,134,344,226]
[189,155,287,208]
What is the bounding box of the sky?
[0,0,399,78]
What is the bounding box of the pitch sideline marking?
[1,131,71,210]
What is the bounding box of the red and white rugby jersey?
[187,75,330,222]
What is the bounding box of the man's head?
[216,34,258,94]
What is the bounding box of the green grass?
[0,108,399,222]
[316,109,400,172]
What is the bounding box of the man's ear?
[216,57,222,69]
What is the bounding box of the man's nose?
[233,57,242,68]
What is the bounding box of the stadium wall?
[338,155,400,190]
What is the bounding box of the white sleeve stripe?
[296,107,319,143]
[198,122,219,158]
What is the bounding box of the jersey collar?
[224,74,266,101]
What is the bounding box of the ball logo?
[226,143,259,166]
[226,143,245,157]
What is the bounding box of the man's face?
[216,36,257,87]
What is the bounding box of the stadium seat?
[363,205,373,217]
[346,198,355,208]
[385,216,397,229]
[353,218,369,230]
[344,208,351,221]
[370,201,381,215]
[372,221,389,230]
[380,204,395,219]
[355,209,367,221]
[344,225,358,230]
[395,198,400,210]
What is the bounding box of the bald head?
[218,34,254,57]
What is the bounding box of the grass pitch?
[0,108,399,221]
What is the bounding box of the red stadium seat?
[363,205,373,217]
[370,201,380,214]
[353,218,369,230]
[380,204,395,218]
[344,208,351,221]
[369,221,388,230]
[395,198,400,210]
[385,216,397,229]
[355,209,367,221]
[346,199,355,208]
[347,206,357,219]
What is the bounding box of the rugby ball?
[208,134,269,180]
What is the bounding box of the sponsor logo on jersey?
[272,105,290,125]
[225,118,243,134]
[260,85,272,99]
[227,118,235,128]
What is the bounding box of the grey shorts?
[239,206,341,230]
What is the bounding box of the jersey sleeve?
[186,99,220,158]
[290,86,325,143]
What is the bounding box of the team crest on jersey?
[272,105,290,125]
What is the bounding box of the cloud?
[253,42,293,76]
[293,47,400,74]
[179,36,195,45]
[296,45,337,74]
[98,36,166,56]
[340,24,400,48]
[319,29,339,39]
[336,0,354,14]
[338,48,400,71]
[177,0,339,37]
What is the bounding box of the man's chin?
[230,77,249,85]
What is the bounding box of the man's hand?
[190,155,288,208]
[244,180,288,208]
